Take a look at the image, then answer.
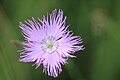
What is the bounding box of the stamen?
[47,44,53,49]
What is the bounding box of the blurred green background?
[0,0,120,80]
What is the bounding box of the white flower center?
[41,36,58,53]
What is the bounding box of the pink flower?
[19,9,84,77]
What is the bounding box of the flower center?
[41,36,58,53]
